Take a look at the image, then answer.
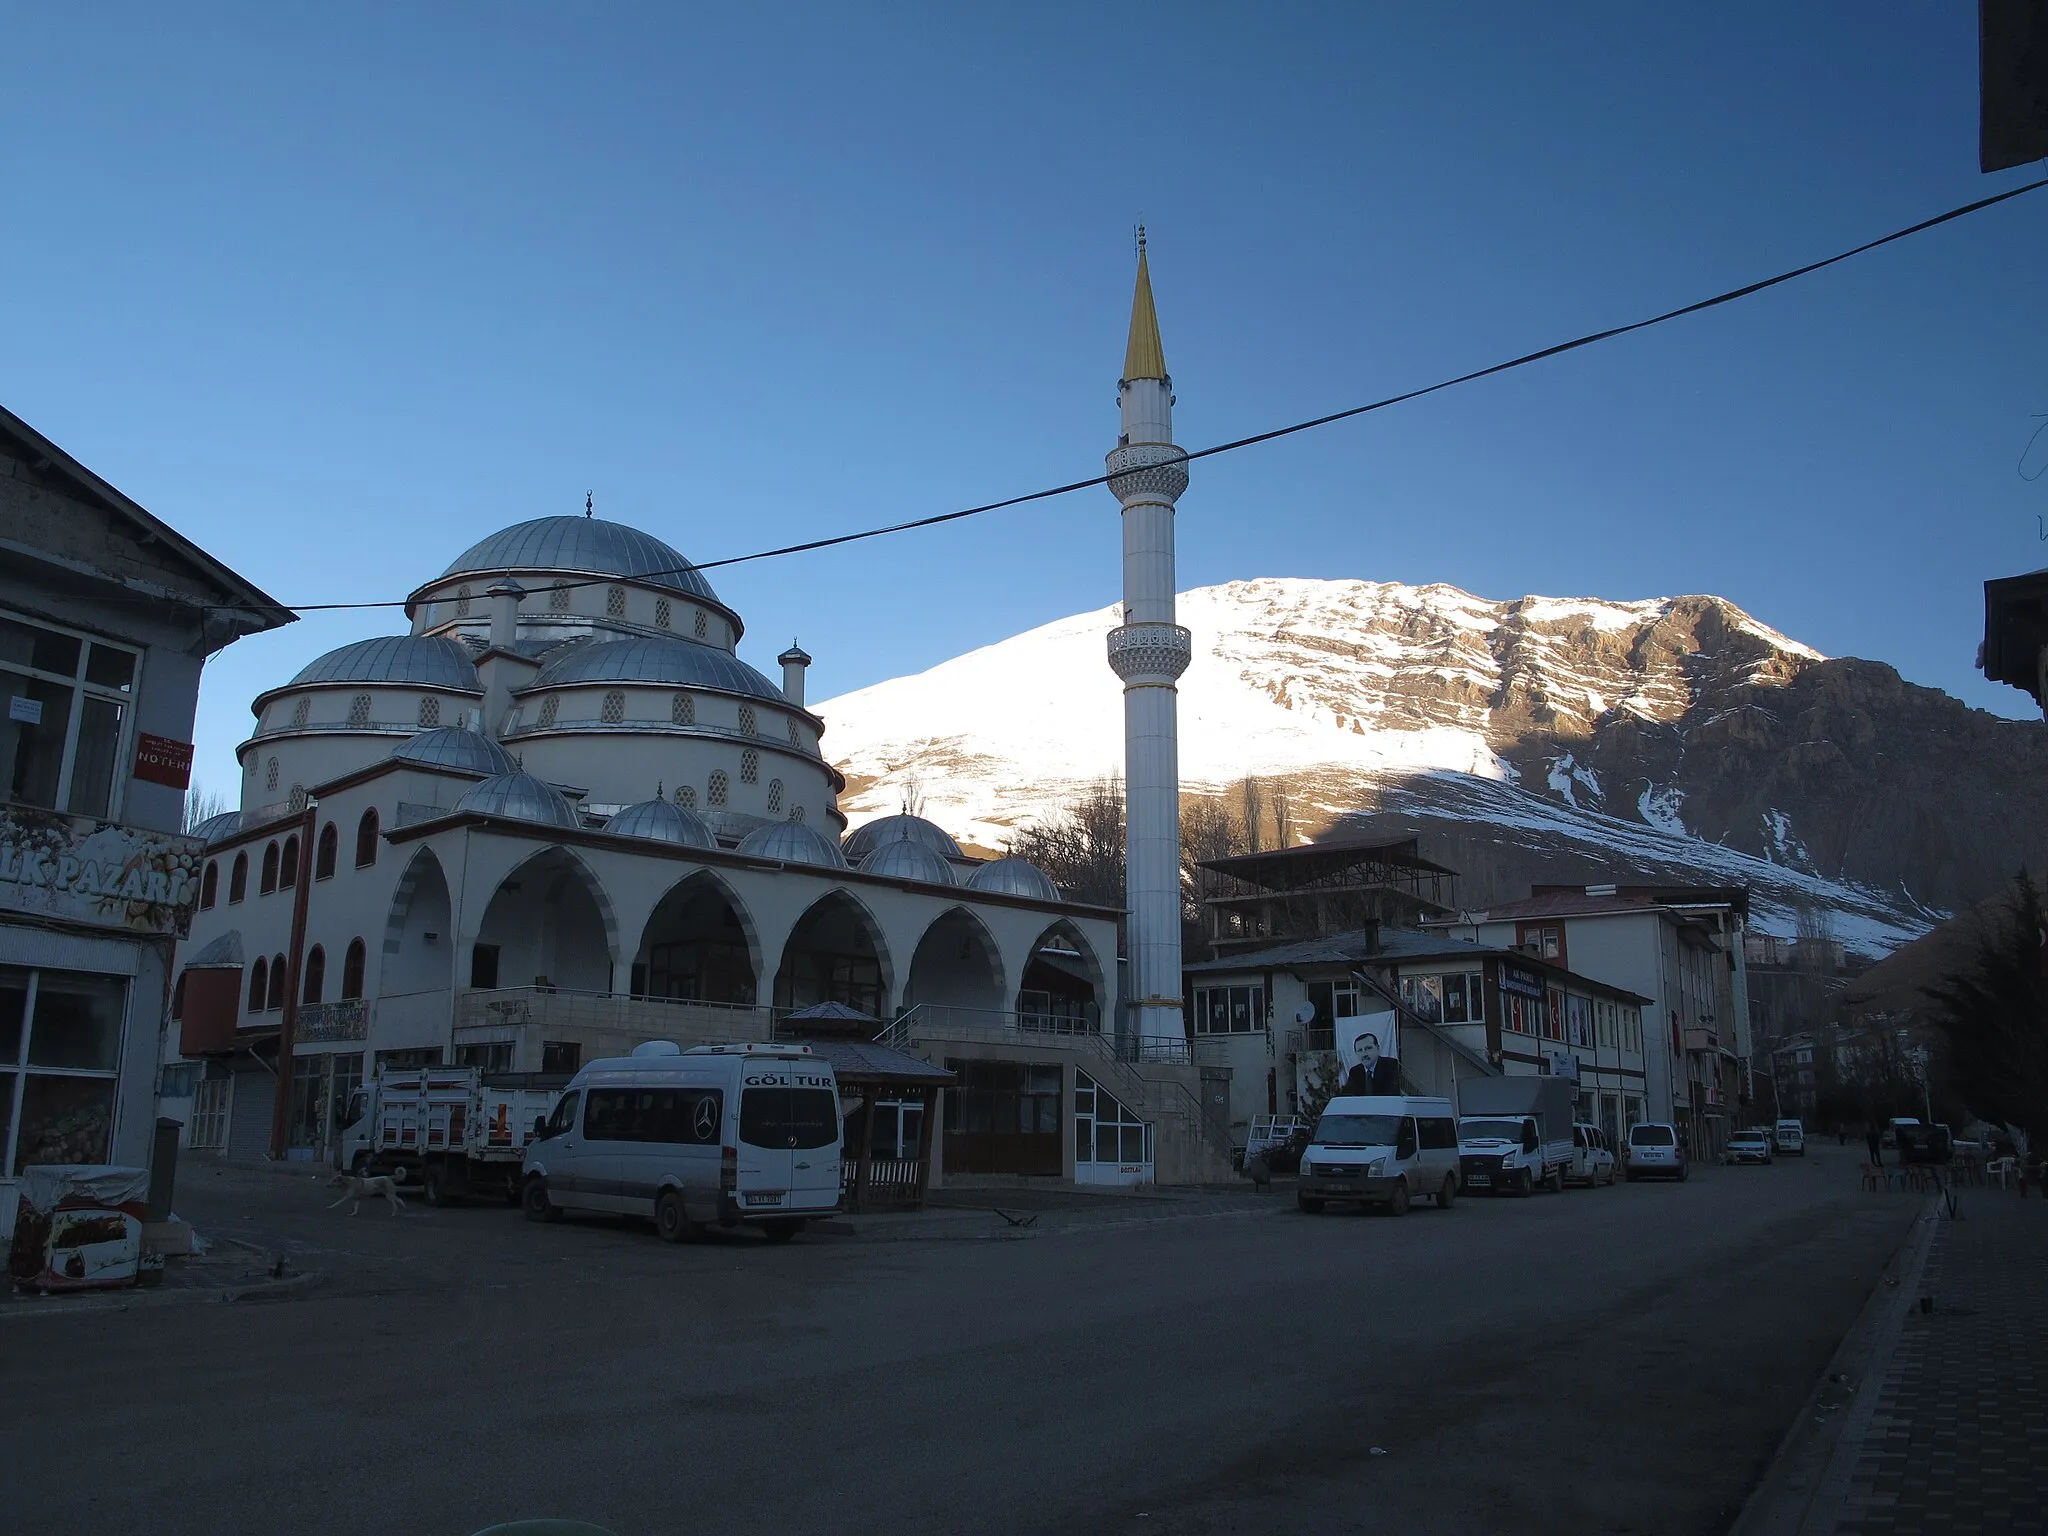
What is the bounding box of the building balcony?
[452,986,774,1068]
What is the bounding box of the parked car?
[1623,1121,1688,1181]
[1725,1130,1775,1166]
[1568,1122,1618,1187]
[1297,1095,1461,1215]
[1771,1119,1806,1156]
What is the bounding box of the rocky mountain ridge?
[818,578,2048,955]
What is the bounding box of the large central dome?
[434,517,723,604]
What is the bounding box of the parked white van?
[1296,1095,1461,1216]
[521,1041,842,1243]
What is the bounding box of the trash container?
[8,1165,151,1293]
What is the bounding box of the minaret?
[1106,231,1192,1053]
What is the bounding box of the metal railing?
[454,987,772,1047]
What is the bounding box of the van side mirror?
[532,1114,549,1140]
[1523,1123,1540,1153]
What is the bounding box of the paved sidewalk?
[1829,1191,2048,1534]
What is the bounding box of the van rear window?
[740,1087,838,1150]
[1629,1124,1676,1146]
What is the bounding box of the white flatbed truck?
[337,1066,567,1206]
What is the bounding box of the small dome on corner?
[842,814,964,864]
[454,771,580,829]
[965,856,1060,902]
[605,798,715,848]
[736,820,848,869]
[858,840,956,885]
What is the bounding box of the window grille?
[549,582,571,612]
[674,784,697,808]
[606,585,626,618]
[291,698,309,729]
[693,610,708,639]
[766,779,783,814]
[456,585,472,617]
[738,705,757,734]
[708,770,728,807]
[786,719,801,746]
[601,690,626,725]
[537,696,559,729]
[740,749,758,784]
[655,598,671,629]
[418,696,440,728]
[671,693,694,725]
[265,758,279,792]
[347,694,371,729]
[790,804,806,823]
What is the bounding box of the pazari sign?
[0,805,202,938]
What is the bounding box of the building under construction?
[1195,837,1458,956]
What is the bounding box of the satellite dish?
[1294,1001,1317,1026]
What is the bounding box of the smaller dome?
[183,930,244,967]
[858,840,956,885]
[736,820,848,869]
[842,814,964,863]
[390,727,519,777]
[965,856,1060,902]
[605,798,715,848]
[454,771,580,829]
[288,634,481,692]
[191,811,243,847]
[527,634,784,702]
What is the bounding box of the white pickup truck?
[1455,1076,1578,1196]
[338,1067,566,1206]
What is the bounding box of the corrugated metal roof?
[797,1037,956,1084]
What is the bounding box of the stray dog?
[327,1170,407,1216]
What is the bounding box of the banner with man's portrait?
[1335,1009,1401,1096]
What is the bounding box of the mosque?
[164,249,1233,1187]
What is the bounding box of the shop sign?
[0,804,202,937]
[1500,963,1547,1000]
[298,999,369,1043]
[133,733,195,790]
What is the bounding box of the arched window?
[787,718,802,747]
[265,757,279,792]
[708,770,728,808]
[315,823,338,880]
[740,748,759,784]
[279,835,300,888]
[738,705,758,735]
[791,804,806,823]
[260,842,280,894]
[537,696,559,729]
[693,609,708,639]
[671,694,694,725]
[549,581,571,612]
[418,696,440,728]
[655,598,672,629]
[248,958,267,1012]
[303,945,326,1005]
[601,689,626,724]
[229,852,248,903]
[341,938,367,1001]
[291,697,310,728]
[355,808,380,868]
[674,784,697,808]
[347,695,371,729]
[201,861,219,909]
[606,585,627,618]
[171,972,187,1021]
[766,779,783,814]
[268,955,288,1012]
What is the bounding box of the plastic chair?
[1986,1156,2017,1191]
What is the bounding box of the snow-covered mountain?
[818,578,2048,957]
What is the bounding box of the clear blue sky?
[5,6,2044,797]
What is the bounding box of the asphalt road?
[1,1143,1916,1536]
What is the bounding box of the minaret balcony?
[1106,442,1189,505]
[1107,622,1193,684]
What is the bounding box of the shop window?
[0,966,126,1175]
[315,823,337,880]
[418,696,440,728]
[303,945,326,1005]
[1434,971,1484,1024]
[606,585,626,619]
[1399,974,1445,1022]
[1075,1071,1152,1168]
[260,842,280,894]
[0,610,138,821]
[201,861,219,910]
[740,749,759,784]
[341,938,366,1001]
[708,770,728,808]
[267,955,288,1012]
[671,694,694,725]
[248,959,267,1012]
[355,807,379,867]
[279,835,300,888]
[229,852,248,903]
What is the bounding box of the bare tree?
[181,784,229,835]
[1272,786,1293,849]
[897,772,926,819]
[1008,778,1126,909]
[1238,776,1265,855]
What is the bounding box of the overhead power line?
[189,174,2048,617]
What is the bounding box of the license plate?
[1466,1175,1490,1187]
[743,1193,783,1207]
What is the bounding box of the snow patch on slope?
[1637,785,1686,836]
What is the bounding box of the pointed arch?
[904,905,1008,1014]
[379,846,453,998]
[471,845,620,995]
[634,868,762,1006]
[1017,919,1106,1033]
[774,888,895,1017]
